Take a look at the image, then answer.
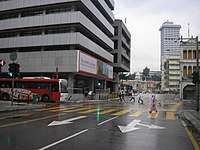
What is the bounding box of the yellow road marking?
[63,108,89,113]
[148,112,159,119]
[130,110,144,117]
[0,113,66,128]
[166,112,175,120]
[35,106,63,111]
[50,107,78,112]
[111,110,131,116]
[182,121,200,150]
[78,108,103,114]
[99,109,117,115]
[169,103,181,112]
[0,113,32,120]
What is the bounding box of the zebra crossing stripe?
[99,109,117,115]
[166,112,175,120]
[50,107,78,112]
[35,106,63,111]
[130,110,144,117]
[148,112,159,119]
[78,108,103,114]
[112,110,131,116]
[63,108,90,113]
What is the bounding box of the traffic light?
[8,62,20,77]
[14,63,20,77]
[0,65,2,74]
[192,71,199,84]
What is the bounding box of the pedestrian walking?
[121,91,125,101]
[138,92,143,104]
[119,91,125,101]
[149,94,157,113]
[129,92,135,102]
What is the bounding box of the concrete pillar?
[91,78,94,91]
[68,73,74,94]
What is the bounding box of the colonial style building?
[179,37,200,100]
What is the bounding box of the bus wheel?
[41,95,50,102]
[2,93,9,100]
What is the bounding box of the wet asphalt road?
[0,94,195,150]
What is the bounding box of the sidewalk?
[178,100,200,144]
[0,100,45,113]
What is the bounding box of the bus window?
[60,80,68,93]
[51,83,59,92]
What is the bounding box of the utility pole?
[196,36,199,111]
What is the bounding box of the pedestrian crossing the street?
[34,102,180,120]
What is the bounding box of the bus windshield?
[60,79,68,93]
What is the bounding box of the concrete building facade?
[0,0,118,94]
[179,38,200,100]
[159,21,181,58]
[111,19,131,92]
[159,21,181,93]
[161,55,180,93]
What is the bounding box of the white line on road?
[98,117,118,126]
[38,129,88,150]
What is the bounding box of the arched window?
[188,66,192,77]
[183,66,187,77]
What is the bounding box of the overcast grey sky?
[113,0,200,73]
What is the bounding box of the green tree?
[127,73,136,80]
[152,74,161,81]
[142,67,150,80]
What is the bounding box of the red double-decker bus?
[0,77,68,102]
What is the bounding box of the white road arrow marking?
[118,120,165,133]
[48,116,87,127]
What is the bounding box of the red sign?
[0,60,6,66]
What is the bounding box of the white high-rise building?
[159,21,181,59]
[159,21,181,93]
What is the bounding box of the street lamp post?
[195,36,199,111]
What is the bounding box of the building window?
[114,27,118,36]
[183,66,187,77]
[188,50,192,59]
[113,40,118,49]
[183,50,187,59]
[21,9,43,17]
[188,66,192,77]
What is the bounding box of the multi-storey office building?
[159,21,181,68]
[111,19,131,91]
[159,21,181,94]
[111,19,131,73]
[161,55,180,93]
[179,37,200,100]
[0,0,116,94]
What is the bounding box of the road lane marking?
[99,109,117,115]
[98,117,118,126]
[166,112,175,120]
[111,110,131,116]
[48,116,87,126]
[0,113,32,120]
[181,121,200,150]
[50,107,78,112]
[38,129,89,150]
[0,113,66,128]
[78,108,103,114]
[148,112,159,119]
[129,110,144,117]
[63,108,89,113]
[169,103,181,112]
[35,106,63,111]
